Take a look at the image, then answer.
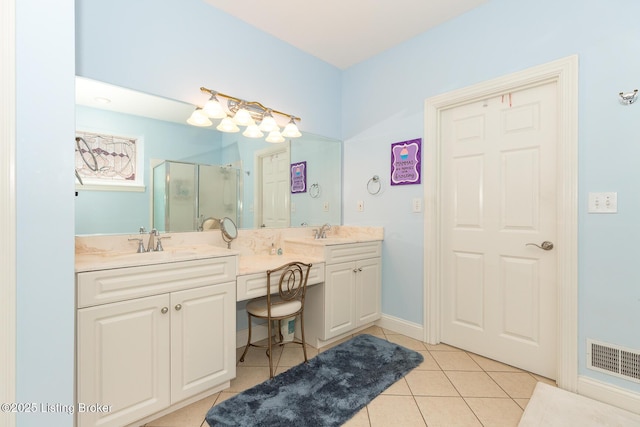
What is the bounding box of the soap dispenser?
[270,243,276,255]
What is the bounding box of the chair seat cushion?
[246,296,302,318]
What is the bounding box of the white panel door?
[257,145,290,228]
[440,82,558,378]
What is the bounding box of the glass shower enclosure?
[153,161,241,232]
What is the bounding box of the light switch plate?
[412,197,422,213]
[588,192,618,213]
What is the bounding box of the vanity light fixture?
[187,87,301,143]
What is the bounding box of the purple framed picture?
[290,161,307,193]
[391,138,421,186]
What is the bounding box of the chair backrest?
[266,262,312,305]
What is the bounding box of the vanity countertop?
[75,244,239,272]
[238,254,324,276]
[283,236,383,246]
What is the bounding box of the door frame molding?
[423,55,579,391]
[1,0,17,424]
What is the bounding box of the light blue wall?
[342,0,640,393]
[18,2,630,418]
[16,0,75,425]
[75,0,342,140]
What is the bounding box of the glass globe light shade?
[266,130,285,143]
[258,113,279,132]
[203,96,226,119]
[281,120,302,138]
[243,124,264,138]
[216,117,240,133]
[186,108,212,127]
[233,107,253,126]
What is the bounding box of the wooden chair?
[239,261,312,378]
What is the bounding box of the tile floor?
[144,326,556,427]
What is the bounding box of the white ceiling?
[203,0,488,69]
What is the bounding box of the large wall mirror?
[75,77,342,235]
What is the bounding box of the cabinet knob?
[353,268,359,273]
[161,307,168,314]
[175,304,182,311]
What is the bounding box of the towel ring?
[309,183,320,198]
[367,175,381,195]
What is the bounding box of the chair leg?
[239,313,253,363]
[299,313,308,363]
[277,320,284,344]
[267,318,274,378]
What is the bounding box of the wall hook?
[619,89,638,105]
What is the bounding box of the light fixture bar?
[200,87,301,123]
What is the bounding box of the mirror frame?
[220,217,237,248]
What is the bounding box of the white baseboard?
[578,375,640,415]
[375,314,424,341]
[237,314,426,349]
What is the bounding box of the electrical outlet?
[357,200,364,212]
[323,201,329,212]
[588,192,617,213]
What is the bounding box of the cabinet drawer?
[236,262,324,302]
[324,241,381,264]
[77,257,236,308]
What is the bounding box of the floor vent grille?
[587,339,640,384]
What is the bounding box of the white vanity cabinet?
[76,257,236,427]
[305,241,382,347]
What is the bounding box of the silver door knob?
[175,304,182,311]
[526,241,554,251]
[161,307,169,314]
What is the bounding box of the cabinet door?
[170,282,236,402]
[324,262,357,339]
[356,257,382,325]
[77,294,171,427]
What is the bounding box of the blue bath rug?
[205,334,424,426]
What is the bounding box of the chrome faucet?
[147,229,158,252]
[315,223,331,239]
[128,226,147,253]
